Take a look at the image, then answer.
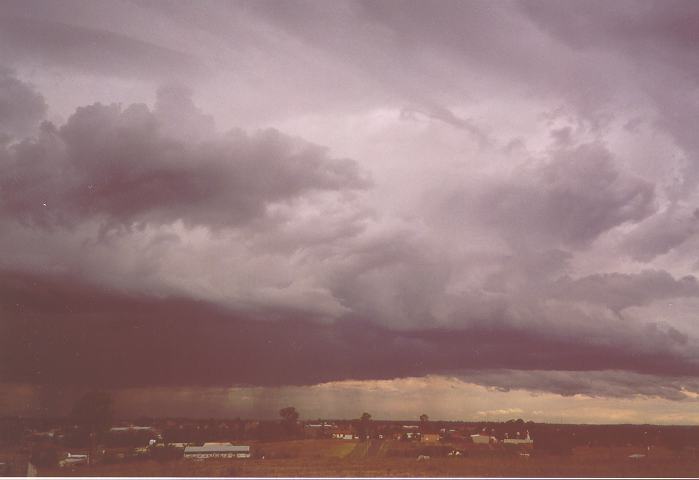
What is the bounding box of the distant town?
[2,392,699,477]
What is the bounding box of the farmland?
[31,439,699,477]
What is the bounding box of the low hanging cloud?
[2,267,699,391]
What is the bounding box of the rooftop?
[184,443,250,454]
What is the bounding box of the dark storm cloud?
[0,67,46,137]
[2,269,698,390]
[0,16,204,79]
[3,0,699,417]
[0,89,369,231]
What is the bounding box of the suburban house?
[183,443,251,459]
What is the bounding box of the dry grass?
[254,439,358,459]
[37,440,699,477]
[44,456,699,478]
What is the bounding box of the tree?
[358,412,372,440]
[419,414,429,423]
[279,407,300,437]
[280,406,299,423]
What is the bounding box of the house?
[503,431,533,447]
[305,422,336,429]
[421,433,440,443]
[305,422,337,438]
[332,429,356,440]
[59,453,89,468]
[402,425,420,440]
[27,430,56,441]
[470,433,497,445]
[109,426,155,433]
[183,443,251,459]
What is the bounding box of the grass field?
[32,439,699,477]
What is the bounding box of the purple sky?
[2,0,699,423]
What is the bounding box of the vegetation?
[279,407,301,438]
[356,412,372,440]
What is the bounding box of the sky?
[1,0,699,424]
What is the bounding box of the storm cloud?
[0,87,369,231]
[1,0,699,421]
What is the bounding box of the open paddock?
[35,439,699,477]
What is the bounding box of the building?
[59,453,89,468]
[305,422,336,429]
[304,422,337,438]
[470,433,497,445]
[421,433,440,443]
[503,431,533,446]
[109,426,154,433]
[183,443,251,459]
[402,425,420,440]
[332,429,356,440]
